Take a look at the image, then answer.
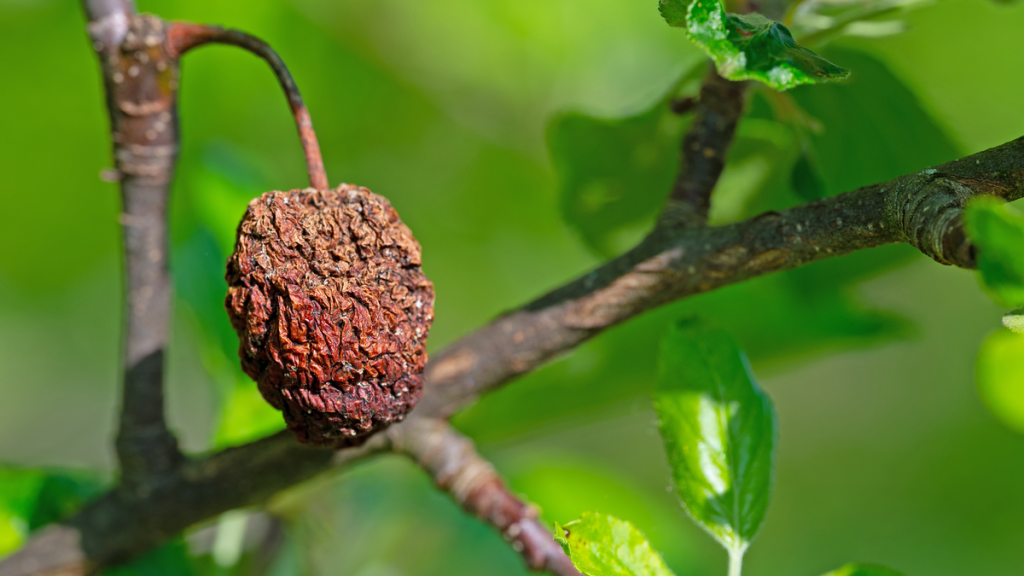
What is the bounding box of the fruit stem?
[167,23,330,190]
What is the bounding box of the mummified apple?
[226,185,434,446]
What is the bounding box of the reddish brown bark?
[390,419,581,576]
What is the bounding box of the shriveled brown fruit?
[226,185,434,446]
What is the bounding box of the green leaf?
[553,512,676,576]
[783,48,961,202]
[27,471,105,530]
[655,320,776,558]
[965,197,1024,307]
[212,383,287,448]
[0,468,105,557]
[548,95,691,257]
[790,148,827,201]
[1004,308,1024,335]
[685,2,848,90]
[976,329,1024,433]
[821,564,906,576]
[708,118,799,224]
[659,0,690,27]
[0,469,44,556]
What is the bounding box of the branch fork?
[84,0,332,491]
[4,5,1024,575]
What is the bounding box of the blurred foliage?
[780,47,961,201]
[2,0,1024,575]
[821,565,906,576]
[976,329,1024,433]
[789,0,930,46]
[965,198,1024,308]
[0,467,105,556]
[101,539,196,576]
[548,65,700,257]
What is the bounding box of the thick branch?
[390,419,580,576]
[0,433,386,576]
[25,10,1000,576]
[417,136,1024,417]
[664,69,747,226]
[5,134,1023,576]
[83,1,183,486]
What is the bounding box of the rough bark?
[5,135,1020,576]
[665,69,748,226]
[391,419,581,576]
[3,3,1023,572]
[83,0,182,487]
[418,137,1024,418]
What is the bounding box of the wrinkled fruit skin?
[226,185,434,446]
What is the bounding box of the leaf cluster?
[555,322,906,576]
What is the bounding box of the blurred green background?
[2,0,1024,574]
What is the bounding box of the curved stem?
[166,23,329,190]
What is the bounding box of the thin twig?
[82,0,183,487]
[664,68,748,227]
[390,419,581,576]
[166,23,329,190]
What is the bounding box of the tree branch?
[416,136,1024,418]
[83,10,332,489]
[663,68,747,227]
[390,419,581,576]
[0,433,387,576]
[2,421,579,576]
[83,0,183,486]
[10,5,1024,571]
[5,129,1023,575]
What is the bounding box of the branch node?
[889,171,983,268]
